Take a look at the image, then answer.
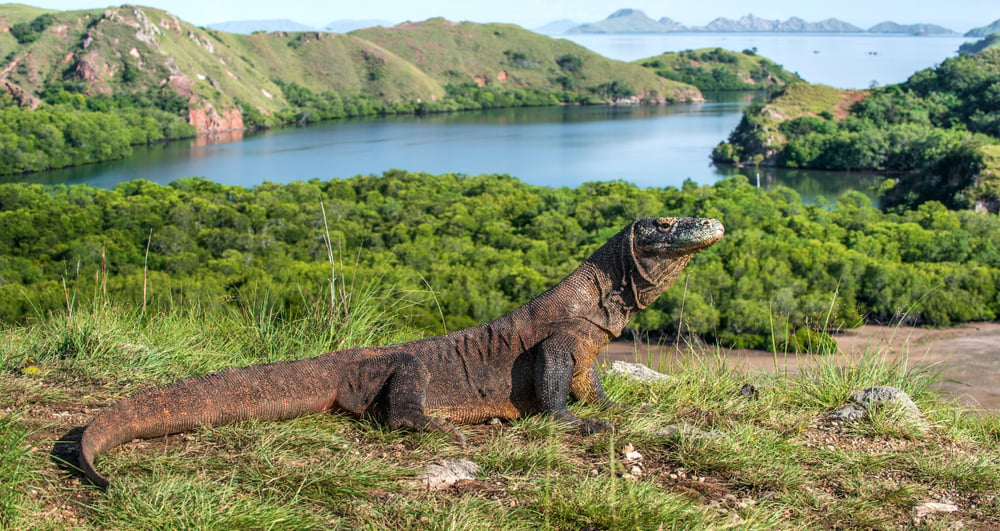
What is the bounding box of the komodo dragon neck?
[520,223,693,338]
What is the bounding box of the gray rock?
[829,386,924,425]
[829,404,867,422]
[414,459,479,490]
[851,386,921,415]
[608,360,672,382]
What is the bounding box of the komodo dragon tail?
[79,358,340,489]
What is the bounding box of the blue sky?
[19,1,997,32]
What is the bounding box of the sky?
[17,0,998,32]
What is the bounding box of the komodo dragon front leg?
[534,333,613,433]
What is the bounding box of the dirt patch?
[832,90,868,120]
[603,323,1000,410]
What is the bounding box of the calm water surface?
[13,33,953,195]
[12,96,879,200]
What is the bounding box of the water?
[561,33,970,89]
[9,33,960,193]
[8,96,879,199]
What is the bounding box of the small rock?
[829,404,866,422]
[828,386,924,425]
[414,459,479,491]
[739,383,759,400]
[608,360,672,382]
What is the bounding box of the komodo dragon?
[79,216,724,488]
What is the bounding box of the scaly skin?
[79,217,724,488]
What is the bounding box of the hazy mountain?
[567,8,685,33]
[698,14,862,32]
[323,19,393,33]
[868,21,955,34]
[565,9,966,34]
[206,19,315,34]
[657,17,686,31]
[534,19,578,34]
[965,18,1000,38]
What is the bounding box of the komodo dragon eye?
[655,219,672,231]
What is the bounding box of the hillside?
[351,18,697,102]
[0,5,440,128]
[965,18,1000,37]
[0,5,701,124]
[712,49,1000,212]
[637,47,801,91]
[960,34,1000,55]
[0,4,703,176]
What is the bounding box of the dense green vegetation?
[637,47,800,91]
[959,34,1000,55]
[713,49,1000,211]
[2,173,998,352]
[0,89,196,176]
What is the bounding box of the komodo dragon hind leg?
[368,353,467,447]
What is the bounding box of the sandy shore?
[601,323,1000,411]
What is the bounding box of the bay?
[8,95,879,200]
[561,32,971,89]
[7,32,961,194]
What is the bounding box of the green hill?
[959,34,1000,55]
[0,5,703,175]
[712,49,1000,212]
[636,47,801,91]
[352,18,699,103]
[1,5,701,129]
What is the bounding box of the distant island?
[557,9,955,35]
[206,18,392,34]
[965,18,1000,38]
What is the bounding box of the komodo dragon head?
[620,216,724,310]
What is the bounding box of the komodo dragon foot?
[389,415,467,447]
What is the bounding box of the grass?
[1,292,999,529]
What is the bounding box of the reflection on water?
[191,129,245,147]
[715,165,884,205]
[4,100,880,200]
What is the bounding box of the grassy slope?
[353,18,700,102]
[1,5,700,120]
[636,48,801,91]
[736,82,862,154]
[1,296,999,529]
[211,29,445,104]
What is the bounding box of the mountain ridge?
[965,18,1000,38]
[564,9,954,34]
